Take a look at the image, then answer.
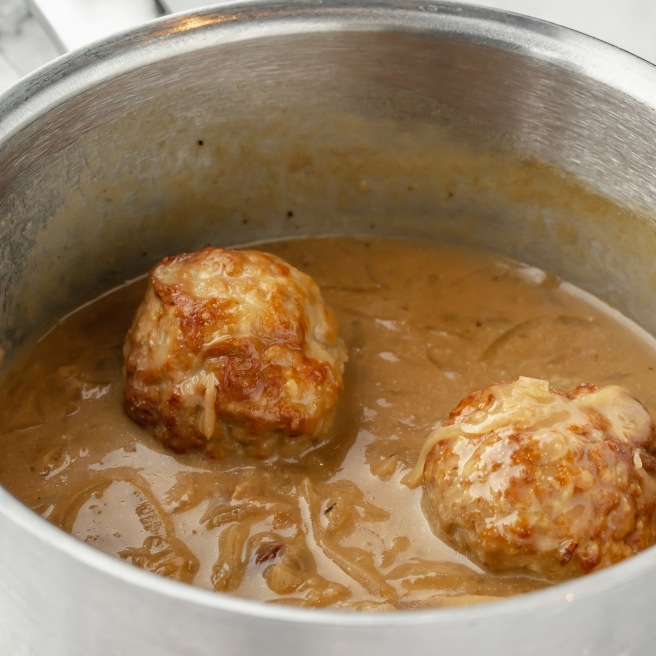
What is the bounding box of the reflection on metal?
[167,14,237,34]
[25,0,172,53]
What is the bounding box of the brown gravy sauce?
[2,236,656,610]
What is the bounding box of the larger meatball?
[408,377,656,580]
[123,247,347,458]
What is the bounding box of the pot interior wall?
[1,27,656,364]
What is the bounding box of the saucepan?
[2,1,656,654]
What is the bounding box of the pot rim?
[2,0,656,625]
[2,0,656,143]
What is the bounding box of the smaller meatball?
[407,377,656,580]
[123,247,347,458]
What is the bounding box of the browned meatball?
[407,377,656,580]
[123,247,347,458]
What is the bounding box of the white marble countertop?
[0,0,655,93]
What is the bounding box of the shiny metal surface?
[2,2,656,654]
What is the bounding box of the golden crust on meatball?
[407,377,656,580]
[123,247,347,458]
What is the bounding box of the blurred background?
[0,0,655,93]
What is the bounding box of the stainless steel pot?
[2,2,656,654]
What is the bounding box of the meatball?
[408,377,656,580]
[123,247,347,458]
